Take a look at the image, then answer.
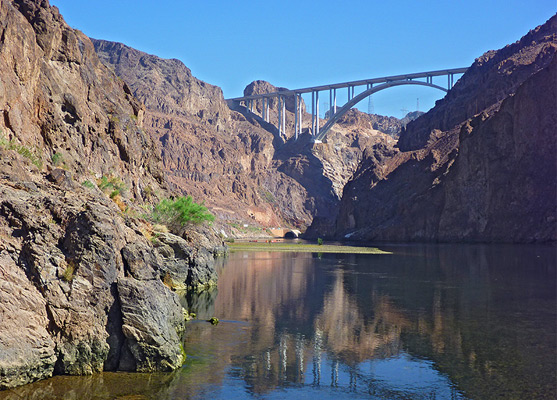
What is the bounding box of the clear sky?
[51,0,555,118]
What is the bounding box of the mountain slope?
[92,40,396,232]
[333,15,557,242]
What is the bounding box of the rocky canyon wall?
[93,40,397,232]
[333,15,557,242]
[0,0,222,390]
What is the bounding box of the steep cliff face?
[93,41,396,231]
[92,39,291,227]
[0,0,221,390]
[0,0,164,194]
[398,15,557,151]
[334,15,557,242]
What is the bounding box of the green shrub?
[317,238,323,246]
[61,262,76,282]
[143,185,153,199]
[97,175,126,195]
[150,196,214,229]
[51,152,63,166]
[259,188,276,205]
[82,180,95,189]
[0,134,42,169]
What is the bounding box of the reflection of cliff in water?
[4,245,552,399]
[181,245,555,399]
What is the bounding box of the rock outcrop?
[92,41,397,231]
[0,0,221,390]
[333,15,557,242]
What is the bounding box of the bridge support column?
[294,95,298,140]
[447,73,456,90]
[278,96,282,136]
[333,88,337,114]
[316,91,320,135]
[329,89,333,120]
[282,96,286,136]
[298,94,302,138]
[311,91,315,135]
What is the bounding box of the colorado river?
[1,244,555,399]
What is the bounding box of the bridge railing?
[227,67,468,141]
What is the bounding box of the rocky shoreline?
[1,0,555,392]
[0,0,224,389]
[0,173,224,389]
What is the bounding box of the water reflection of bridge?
[182,246,556,399]
[186,253,413,395]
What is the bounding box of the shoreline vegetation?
[228,241,392,254]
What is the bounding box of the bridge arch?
[314,80,447,142]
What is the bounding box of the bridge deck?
[227,67,468,101]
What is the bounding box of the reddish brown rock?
[92,41,396,232]
[0,0,223,390]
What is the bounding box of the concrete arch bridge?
[227,68,467,142]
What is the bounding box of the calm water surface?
[2,244,555,399]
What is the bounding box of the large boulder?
[117,277,185,372]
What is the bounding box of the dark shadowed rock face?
[117,277,185,372]
[398,14,557,152]
[0,0,222,390]
[334,16,557,243]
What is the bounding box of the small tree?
[151,196,214,231]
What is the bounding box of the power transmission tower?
[417,98,420,112]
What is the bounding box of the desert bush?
[150,196,214,230]
[97,175,126,195]
[82,180,95,189]
[51,152,64,167]
[0,133,42,169]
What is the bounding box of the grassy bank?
[228,242,391,254]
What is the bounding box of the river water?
[1,244,555,399]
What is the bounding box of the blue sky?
[51,0,555,117]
